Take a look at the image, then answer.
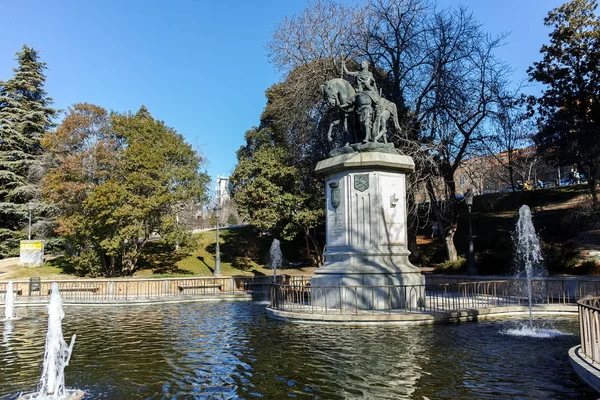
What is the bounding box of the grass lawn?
[0,227,316,280]
[134,228,315,278]
[0,263,79,281]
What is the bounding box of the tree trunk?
[426,179,445,233]
[426,177,459,261]
[443,203,459,262]
[508,165,516,191]
[589,177,598,204]
[306,230,324,266]
[581,163,598,204]
[407,222,418,259]
[445,230,458,261]
[304,234,311,259]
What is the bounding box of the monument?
[312,58,424,310]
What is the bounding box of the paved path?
[0,255,59,272]
[0,257,19,269]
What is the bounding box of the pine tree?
[0,45,57,257]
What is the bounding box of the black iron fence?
[270,278,600,315]
[2,275,598,310]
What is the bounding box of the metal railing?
[0,276,283,303]
[270,278,598,315]
[272,283,426,315]
[578,297,600,364]
[2,275,597,310]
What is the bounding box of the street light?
[214,185,222,277]
[464,189,476,275]
[27,202,35,240]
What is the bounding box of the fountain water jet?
[18,283,83,400]
[269,239,283,281]
[505,205,565,338]
[2,281,19,321]
[515,205,545,326]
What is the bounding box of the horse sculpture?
[321,78,401,145]
[320,78,359,144]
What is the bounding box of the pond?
[0,301,595,399]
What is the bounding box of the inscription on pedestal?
[329,212,344,240]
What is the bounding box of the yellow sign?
[20,241,43,251]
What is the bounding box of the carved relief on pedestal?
[326,178,347,247]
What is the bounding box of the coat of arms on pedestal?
[354,174,369,192]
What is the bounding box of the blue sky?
[0,0,565,186]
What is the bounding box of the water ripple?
[0,303,595,399]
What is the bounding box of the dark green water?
[0,301,595,399]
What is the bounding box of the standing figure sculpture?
[342,59,381,143]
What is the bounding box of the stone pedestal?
[312,152,424,310]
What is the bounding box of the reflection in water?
[0,303,595,399]
[3,321,13,347]
[2,321,13,367]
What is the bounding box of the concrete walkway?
[0,255,59,270]
[0,257,20,270]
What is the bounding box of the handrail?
[577,297,600,364]
[271,278,593,315]
[0,276,283,302]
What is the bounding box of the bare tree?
[267,0,355,72]
[477,92,535,191]
[358,4,511,260]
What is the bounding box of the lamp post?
[464,189,476,275]
[27,202,35,240]
[214,186,222,277]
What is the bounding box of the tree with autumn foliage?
[42,104,209,276]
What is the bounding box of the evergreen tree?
[0,45,57,257]
[529,0,600,203]
[231,83,326,266]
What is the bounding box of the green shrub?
[543,241,579,274]
[570,259,600,275]
[433,257,467,274]
[71,249,103,277]
[227,214,238,226]
[232,256,254,271]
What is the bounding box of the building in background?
[414,147,571,202]
[216,176,240,226]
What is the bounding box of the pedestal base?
[311,272,424,311]
[313,151,425,311]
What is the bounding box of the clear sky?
[0,0,566,186]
